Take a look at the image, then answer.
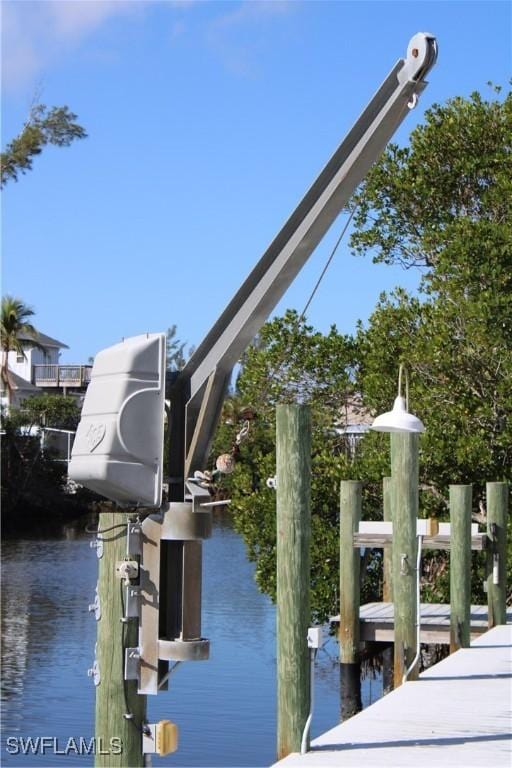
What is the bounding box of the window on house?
[16,352,25,363]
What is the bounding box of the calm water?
[1,517,381,767]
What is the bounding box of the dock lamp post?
[371,365,425,685]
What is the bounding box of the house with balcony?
[1,330,92,410]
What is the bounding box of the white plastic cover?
[69,333,166,507]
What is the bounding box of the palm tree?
[1,295,41,405]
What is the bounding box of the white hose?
[403,534,423,683]
[300,649,316,754]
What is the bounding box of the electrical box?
[69,333,166,507]
[307,626,323,650]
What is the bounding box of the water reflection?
[1,535,97,766]
[1,580,29,704]
[1,516,380,767]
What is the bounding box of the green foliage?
[354,87,512,509]
[1,416,66,517]
[210,86,512,619]
[1,295,39,355]
[211,311,385,621]
[349,87,511,270]
[1,104,87,187]
[15,393,81,430]
[1,400,88,532]
[1,290,85,529]
[166,325,194,372]
[1,295,44,402]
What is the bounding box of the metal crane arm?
[168,32,438,497]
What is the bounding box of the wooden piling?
[95,509,145,767]
[339,481,362,719]
[382,476,393,603]
[449,484,472,652]
[381,476,394,694]
[391,433,419,687]
[486,482,509,628]
[276,405,311,760]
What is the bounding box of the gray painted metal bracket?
[138,512,162,695]
[124,647,140,681]
[158,638,209,662]
[125,585,140,619]
[142,724,157,755]
[160,501,212,540]
[185,478,213,514]
[127,521,142,556]
[138,503,212,695]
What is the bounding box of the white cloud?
[207,0,297,77]
[1,0,143,93]
[212,0,293,30]
[47,0,138,39]
[2,2,44,91]
[1,0,297,94]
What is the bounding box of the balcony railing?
[32,365,93,388]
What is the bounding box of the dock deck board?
[271,624,512,767]
[330,602,512,644]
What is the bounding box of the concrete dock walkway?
[272,624,512,767]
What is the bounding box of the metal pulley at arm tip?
[399,32,438,86]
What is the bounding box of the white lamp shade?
[370,396,425,434]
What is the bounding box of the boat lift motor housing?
[68,332,166,508]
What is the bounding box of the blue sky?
[2,0,511,364]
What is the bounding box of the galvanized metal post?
[276,405,311,760]
[95,509,145,767]
[391,433,419,687]
[486,481,509,628]
[339,480,362,720]
[449,484,472,652]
